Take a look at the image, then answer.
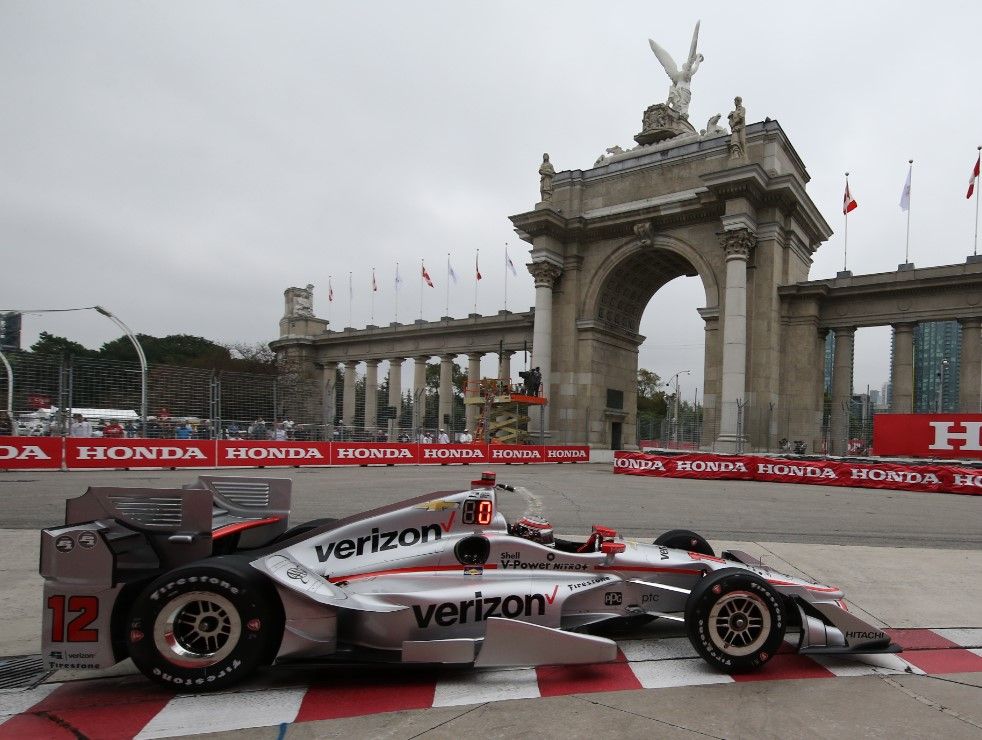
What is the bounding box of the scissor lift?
[465,379,547,444]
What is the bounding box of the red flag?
[328,279,334,302]
[372,269,378,292]
[476,253,482,280]
[422,264,434,288]
[843,180,857,214]
[967,155,980,199]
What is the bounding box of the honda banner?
[0,437,62,470]
[217,441,332,467]
[614,451,982,496]
[874,414,982,460]
[65,439,218,469]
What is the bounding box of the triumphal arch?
[272,24,982,452]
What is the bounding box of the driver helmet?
[512,514,555,547]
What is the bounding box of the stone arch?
[582,233,720,332]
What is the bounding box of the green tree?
[30,331,96,358]
[637,368,667,416]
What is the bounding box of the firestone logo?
[0,445,51,460]
[75,446,207,461]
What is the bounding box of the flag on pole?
[422,263,435,288]
[899,165,912,211]
[372,269,378,292]
[506,253,517,277]
[395,264,403,290]
[476,252,482,280]
[328,277,334,302]
[967,154,981,199]
[843,179,857,214]
[448,260,458,284]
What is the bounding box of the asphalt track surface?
[2,462,980,548]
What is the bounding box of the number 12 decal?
[47,595,99,642]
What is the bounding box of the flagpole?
[474,248,479,314]
[327,275,332,323]
[446,253,450,317]
[395,263,400,323]
[348,271,352,328]
[975,146,981,257]
[843,172,849,272]
[419,259,424,321]
[504,243,509,312]
[371,268,375,323]
[904,160,913,264]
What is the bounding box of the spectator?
[459,428,473,444]
[282,416,295,439]
[272,422,288,441]
[421,431,433,444]
[438,428,450,444]
[124,421,138,438]
[69,413,93,437]
[226,422,241,439]
[175,422,193,440]
[249,418,267,440]
[102,419,125,438]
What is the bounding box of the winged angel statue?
[648,21,703,119]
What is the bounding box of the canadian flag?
[967,155,980,199]
[843,180,857,214]
[476,253,482,280]
[422,264,434,288]
[372,269,378,292]
[328,278,334,302]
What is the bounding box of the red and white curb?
[2,628,980,739]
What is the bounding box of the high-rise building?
[890,321,961,412]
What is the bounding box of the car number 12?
[47,595,99,642]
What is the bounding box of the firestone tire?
[654,529,715,557]
[126,561,283,692]
[684,568,785,674]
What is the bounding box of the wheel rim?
[706,590,771,657]
[153,591,241,669]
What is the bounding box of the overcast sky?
[2,1,981,398]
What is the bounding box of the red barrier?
[874,414,982,460]
[613,451,982,495]
[65,439,217,469]
[217,441,332,467]
[331,442,419,465]
[0,437,62,469]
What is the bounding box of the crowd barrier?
[0,437,590,471]
[613,451,982,496]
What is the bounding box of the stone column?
[958,317,982,412]
[342,360,358,429]
[321,361,338,436]
[498,351,514,385]
[829,327,856,456]
[413,356,429,432]
[363,359,379,431]
[715,229,756,451]
[438,354,455,430]
[891,323,916,413]
[387,358,404,430]
[465,352,483,434]
[528,262,563,421]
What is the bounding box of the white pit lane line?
[0,682,61,723]
[135,686,307,739]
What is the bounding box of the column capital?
[833,326,857,339]
[363,358,380,368]
[414,355,430,364]
[498,349,515,357]
[717,228,757,261]
[466,351,485,361]
[343,359,359,369]
[439,353,456,362]
[958,316,982,328]
[527,260,563,289]
[387,357,405,365]
[892,321,917,333]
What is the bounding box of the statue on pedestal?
[701,113,727,137]
[538,153,556,201]
[728,96,747,158]
[648,21,704,119]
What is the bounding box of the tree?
[30,331,96,358]
[637,368,667,416]
[100,334,231,367]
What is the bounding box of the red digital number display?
[462,499,494,526]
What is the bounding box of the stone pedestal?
[634,103,697,146]
[891,324,915,412]
[829,327,856,456]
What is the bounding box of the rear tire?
[126,561,283,691]
[654,529,715,557]
[684,568,785,673]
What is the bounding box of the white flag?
[394,264,402,290]
[899,165,912,212]
[448,260,458,284]
[506,253,517,277]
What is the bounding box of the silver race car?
[40,472,900,690]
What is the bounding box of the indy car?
[40,472,900,690]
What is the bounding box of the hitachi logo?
[422,448,484,460]
[315,524,441,561]
[0,445,51,460]
[225,447,324,460]
[336,448,412,460]
[412,589,551,628]
[75,446,206,461]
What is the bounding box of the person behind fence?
[102,419,125,438]
[273,422,288,441]
[250,417,267,440]
[459,428,473,443]
[438,428,450,444]
[175,421,193,440]
[69,413,93,437]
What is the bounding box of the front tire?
[126,561,283,691]
[654,529,715,557]
[684,568,785,673]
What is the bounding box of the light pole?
[936,358,949,413]
[667,370,690,445]
[95,306,147,436]
[0,349,14,435]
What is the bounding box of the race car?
[40,472,900,690]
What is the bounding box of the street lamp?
[936,358,949,413]
[95,306,147,436]
[667,370,691,445]
[0,350,14,435]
